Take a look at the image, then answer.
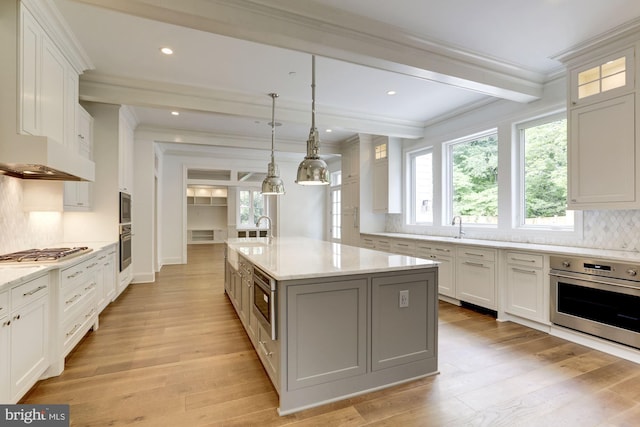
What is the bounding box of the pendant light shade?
[296,55,330,185]
[261,93,286,195]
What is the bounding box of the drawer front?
[62,275,97,319]
[63,304,97,355]
[376,239,391,252]
[391,240,416,256]
[457,246,496,261]
[360,237,375,249]
[0,290,8,319]
[506,251,543,268]
[10,274,49,310]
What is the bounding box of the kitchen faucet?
[255,215,273,243]
[451,216,464,239]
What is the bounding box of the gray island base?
[225,237,439,415]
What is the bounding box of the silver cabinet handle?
[2,320,10,327]
[510,257,535,263]
[85,283,96,291]
[464,252,485,257]
[66,324,81,337]
[66,271,83,279]
[435,248,451,253]
[66,294,82,305]
[512,267,537,275]
[12,314,21,321]
[86,262,99,269]
[258,340,273,357]
[23,285,47,296]
[85,308,96,319]
[464,261,487,268]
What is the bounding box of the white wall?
[132,138,156,283]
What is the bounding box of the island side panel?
[277,267,438,415]
[371,271,437,371]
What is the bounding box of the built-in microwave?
[119,192,131,224]
[253,267,277,340]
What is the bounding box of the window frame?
[514,112,581,232]
[407,146,434,225]
[237,188,267,228]
[329,171,342,242]
[444,129,499,227]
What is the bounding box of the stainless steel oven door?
[120,224,132,272]
[550,271,640,349]
[252,267,276,340]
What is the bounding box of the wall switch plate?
[399,290,409,308]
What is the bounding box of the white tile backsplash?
[0,175,63,254]
[386,210,640,252]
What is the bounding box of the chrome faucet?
[255,215,273,243]
[451,216,464,239]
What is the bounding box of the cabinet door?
[286,278,367,390]
[434,255,455,298]
[63,69,78,150]
[373,159,388,213]
[64,182,92,210]
[506,265,545,322]
[40,35,66,145]
[569,94,636,208]
[341,178,359,246]
[103,250,117,307]
[20,6,41,135]
[456,259,496,309]
[10,295,49,401]
[0,291,9,403]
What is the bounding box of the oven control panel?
[550,256,640,282]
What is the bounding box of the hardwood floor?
[22,244,640,426]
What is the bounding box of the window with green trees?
[519,115,572,227]
[448,131,498,224]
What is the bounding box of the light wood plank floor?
[22,244,640,426]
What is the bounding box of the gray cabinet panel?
[287,279,367,390]
[372,272,437,371]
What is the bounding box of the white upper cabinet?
[562,38,640,210]
[372,136,401,214]
[20,4,80,150]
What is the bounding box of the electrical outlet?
[399,290,409,308]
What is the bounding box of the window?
[517,115,573,228]
[238,189,265,227]
[330,171,341,240]
[408,148,433,224]
[447,131,498,225]
[375,143,387,160]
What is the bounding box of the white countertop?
[365,232,640,263]
[226,237,438,281]
[0,241,117,291]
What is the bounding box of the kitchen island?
[225,237,439,415]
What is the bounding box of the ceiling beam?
[70,0,544,103]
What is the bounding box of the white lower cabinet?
[416,242,455,298]
[505,251,547,323]
[390,239,416,256]
[0,290,9,403]
[4,273,50,403]
[456,246,497,310]
[257,322,280,389]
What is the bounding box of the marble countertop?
[226,237,438,281]
[364,232,640,263]
[0,241,117,291]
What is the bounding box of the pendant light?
[261,92,286,195]
[296,55,330,185]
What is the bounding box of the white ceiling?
[53,0,640,152]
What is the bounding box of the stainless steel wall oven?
[120,224,132,271]
[550,256,640,349]
[253,266,277,340]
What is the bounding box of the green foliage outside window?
[451,134,498,222]
[523,118,569,224]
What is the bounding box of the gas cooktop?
[0,247,92,264]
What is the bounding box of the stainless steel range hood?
[0,134,95,181]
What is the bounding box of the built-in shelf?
[188,228,228,244]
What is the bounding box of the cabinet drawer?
[391,240,416,256]
[360,236,375,249]
[62,304,97,355]
[376,239,391,252]
[416,243,453,258]
[61,273,97,319]
[506,251,543,268]
[457,246,496,261]
[257,323,280,389]
[0,290,8,319]
[10,274,48,310]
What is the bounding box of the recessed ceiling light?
[386,90,397,96]
[325,129,332,133]
[160,47,174,55]
[171,111,179,116]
